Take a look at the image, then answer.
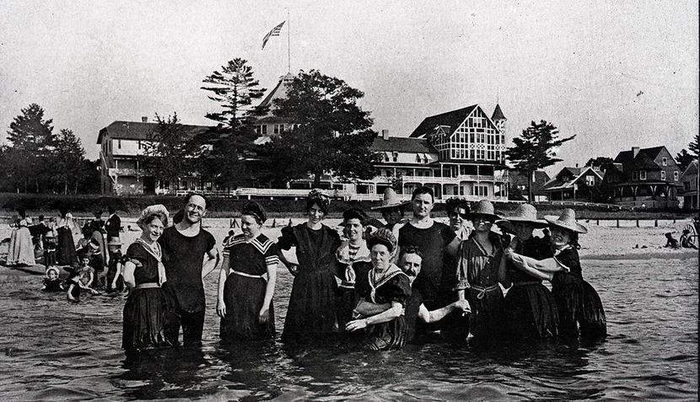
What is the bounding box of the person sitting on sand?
[67,252,99,302]
[664,232,680,249]
[42,266,64,292]
[679,229,698,249]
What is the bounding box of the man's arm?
[202,246,221,279]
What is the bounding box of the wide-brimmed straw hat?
[468,200,500,221]
[544,208,587,234]
[371,188,409,211]
[497,203,547,232]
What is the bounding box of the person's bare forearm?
[355,298,392,316]
[262,264,277,311]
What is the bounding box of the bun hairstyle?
[306,189,330,214]
[241,201,267,225]
[367,227,397,253]
[137,204,169,230]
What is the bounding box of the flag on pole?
[262,21,285,49]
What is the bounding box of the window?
[118,139,122,149]
[261,125,268,135]
[662,157,667,166]
[674,171,679,181]
[640,170,647,180]
[586,175,595,186]
[138,140,142,149]
[472,185,489,197]
[392,152,398,162]
[273,125,280,135]
[660,171,666,181]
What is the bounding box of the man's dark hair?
[185,192,209,209]
[411,186,434,202]
[399,245,423,261]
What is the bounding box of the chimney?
[632,147,640,158]
[141,116,148,123]
[575,163,579,168]
[382,129,389,140]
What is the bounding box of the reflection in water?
[0,251,696,400]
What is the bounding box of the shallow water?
[0,220,697,400]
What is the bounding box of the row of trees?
[142,58,380,191]
[1,104,99,194]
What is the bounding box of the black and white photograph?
[0,1,697,400]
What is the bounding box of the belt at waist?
[231,269,268,281]
[511,281,542,287]
[468,284,501,299]
[136,282,160,289]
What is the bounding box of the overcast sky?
[1,0,697,174]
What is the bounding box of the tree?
[676,149,695,172]
[52,129,87,194]
[506,120,575,202]
[5,103,56,192]
[141,112,204,190]
[201,58,266,189]
[690,132,700,157]
[585,156,615,172]
[270,70,382,187]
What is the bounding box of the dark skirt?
[364,316,407,351]
[336,286,357,329]
[466,285,504,341]
[220,274,274,342]
[503,282,559,340]
[122,286,175,351]
[282,269,339,343]
[553,280,607,340]
[56,227,77,267]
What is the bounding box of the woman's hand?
[258,307,270,324]
[216,299,226,318]
[345,318,368,332]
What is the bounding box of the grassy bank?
[0,192,696,220]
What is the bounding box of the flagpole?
[287,9,291,73]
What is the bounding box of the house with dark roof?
[254,73,296,138]
[605,146,681,208]
[508,170,551,202]
[679,159,698,210]
[542,166,604,202]
[363,104,509,200]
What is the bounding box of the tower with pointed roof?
[491,104,506,136]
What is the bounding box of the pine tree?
[676,149,695,172]
[689,133,700,157]
[506,120,575,202]
[5,103,56,192]
[52,129,86,194]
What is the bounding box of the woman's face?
[412,193,434,219]
[47,270,58,281]
[550,226,572,248]
[512,222,534,241]
[145,217,164,242]
[308,203,325,225]
[471,216,493,233]
[371,244,392,272]
[241,214,261,239]
[344,218,364,242]
[448,208,467,231]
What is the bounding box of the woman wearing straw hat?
[505,208,606,340]
[456,200,507,343]
[371,188,409,234]
[498,204,559,340]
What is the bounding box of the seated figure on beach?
[664,232,680,249]
[505,209,607,340]
[42,266,64,292]
[66,252,99,303]
[679,229,697,249]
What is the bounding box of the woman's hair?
[241,201,266,225]
[445,197,470,214]
[367,228,397,253]
[411,186,434,202]
[306,189,330,214]
[343,208,366,224]
[137,205,169,229]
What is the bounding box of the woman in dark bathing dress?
[277,190,341,344]
[498,203,559,340]
[506,209,606,340]
[122,205,175,354]
[217,202,278,343]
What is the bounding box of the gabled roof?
[613,146,666,170]
[409,105,478,138]
[491,104,506,121]
[370,136,437,154]
[543,166,602,191]
[97,121,212,144]
[509,170,551,194]
[681,159,699,178]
